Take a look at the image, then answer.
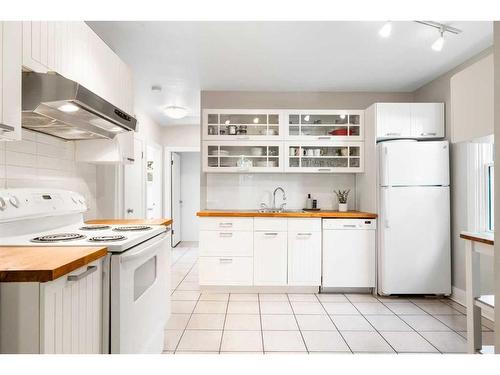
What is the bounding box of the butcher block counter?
[197,210,377,219]
[0,246,107,282]
[86,218,173,226]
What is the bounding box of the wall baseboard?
[450,286,495,322]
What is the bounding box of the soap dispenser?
[306,194,313,209]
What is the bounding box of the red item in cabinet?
[329,128,354,136]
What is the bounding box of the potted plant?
[334,189,350,212]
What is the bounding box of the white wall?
[0,129,98,220]
[206,173,355,210]
[180,152,200,241]
[163,125,200,147]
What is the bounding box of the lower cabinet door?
[40,259,103,354]
[199,256,253,286]
[253,232,287,286]
[288,231,322,286]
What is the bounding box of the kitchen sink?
[258,208,306,213]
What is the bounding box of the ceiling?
[87,21,493,127]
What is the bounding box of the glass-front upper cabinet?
[203,141,283,173]
[284,142,364,173]
[203,109,283,140]
[285,110,364,141]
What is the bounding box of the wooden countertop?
[86,218,173,226]
[460,231,494,246]
[197,210,377,219]
[0,246,107,283]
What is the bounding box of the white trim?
[451,285,495,322]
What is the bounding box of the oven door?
[110,232,170,353]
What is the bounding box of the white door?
[410,103,444,138]
[146,144,162,219]
[171,152,182,247]
[253,232,287,286]
[110,232,169,353]
[287,231,322,286]
[376,103,411,139]
[379,140,449,186]
[379,186,451,295]
[123,137,144,219]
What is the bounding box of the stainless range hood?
[22,72,137,141]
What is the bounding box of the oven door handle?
[120,233,167,264]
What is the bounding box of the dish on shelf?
[250,147,265,156]
[268,160,278,167]
[255,160,268,167]
[260,129,277,135]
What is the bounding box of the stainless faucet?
[272,186,287,210]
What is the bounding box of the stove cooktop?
[3,223,167,253]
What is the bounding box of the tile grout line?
[315,294,353,354]
[257,294,265,354]
[343,295,398,353]
[287,294,309,354]
[172,286,202,354]
[218,293,231,354]
[379,300,443,354]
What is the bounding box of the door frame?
[163,146,201,234]
[145,141,164,219]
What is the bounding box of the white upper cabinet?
[203,109,284,141]
[285,110,364,141]
[410,103,444,138]
[375,103,412,139]
[0,21,22,141]
[375,103,444,140]
[22,21,134,115]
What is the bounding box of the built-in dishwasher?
[322,219,377,290]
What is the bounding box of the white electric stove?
[0,188,171,354]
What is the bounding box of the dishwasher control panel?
[322,219,377,230]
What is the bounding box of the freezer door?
[379,141,449,186]
[378,186,451,295]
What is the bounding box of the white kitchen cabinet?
[0,21,22,141]
[199,256,253,286]
[285,141,364,173]
[0,259,103,354]
[203,140,284,173]
[22,21,134,115]
[410,103,444,138]
[203,109,284,141]
[375,103,444,140]
[254,230,288,286]
[287,219,322,286]
[285,110,364,141]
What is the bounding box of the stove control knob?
[79,199,85,205]
[0,197,6,211]
[9,196,20,208]
[72,197,78,204]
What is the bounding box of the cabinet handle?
[67,266,97,282]
[317,136,331,140]
[343,224,357,228]
[296,232,312,237]
[219,258,233,264]
[219,232,233,237]
[420,132,437,136]
[318,168,331,172]
[236,136,250,140]
[385,132,401,136]
[0,123,15,132]
[263,232,278,236]
[219,222,233,228]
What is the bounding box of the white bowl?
[250,147,264,156]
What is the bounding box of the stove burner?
[113,225,152,232]
[31,233,86,243]
[79,225,111,231]
[88,235,127,242]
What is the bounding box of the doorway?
[146,143,163,219]
[165,147,200,248]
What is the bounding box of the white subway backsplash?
[0,130,98,219]
[205,173,356,210]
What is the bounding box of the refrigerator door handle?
[383,188,390,229]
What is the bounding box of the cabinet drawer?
[199,217,253,231]
[287,218,321,232]
[254,218,287,231]
[199,230,253,256]
[199,256,253,286]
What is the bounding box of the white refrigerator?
[378,140,451,295]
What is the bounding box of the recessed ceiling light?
[58,103,79,113]
[379,22,392,38]
[163,106,187,119]
[432,30,445,52]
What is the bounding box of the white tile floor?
[164,243,495,354]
